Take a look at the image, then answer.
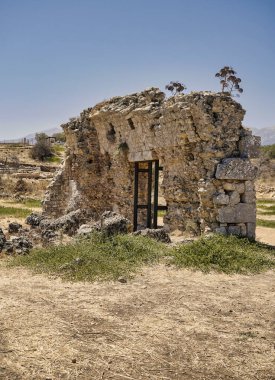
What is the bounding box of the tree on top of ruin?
[215,66,243,96]
[165,81,186,96]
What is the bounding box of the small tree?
[35,132,49,142]
[30,133,53,161]
[52,132,66,143]
[215,66,243,96]
[165,81,186,96]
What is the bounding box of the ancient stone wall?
[43,88,260,238]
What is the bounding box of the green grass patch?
[257,199,275,205]
[45,155,61,164]
[258,211,275,216]
[257,219,275,228]
[260,144,275,159]
[10,233,166,282]
[6,198,41,209]
[52,144,65,154]
[22,198,41,208]
[10,233,275,281]
[170,235,274,274]
[257,204,275,216]
[0,206,32,218]
[157,210,167,217]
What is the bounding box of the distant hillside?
[251,126,275,146]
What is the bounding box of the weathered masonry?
[43,88,260,238]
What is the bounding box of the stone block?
[245,180,254,192]
[229,191,240,206]
[241,191,256,204]
[215,158,258,180]
[213,193,229,205]
[215,227,227,235]
[239,134,261,158]
[238,223,247,237]
[246,223,256,240]
[128,150,156,162]
[217,204,256,223]
[223,182,235,191]
[235,183,245,194]
[228,225,241,235]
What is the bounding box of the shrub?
[30,133,53,161]
[52,132,66,143]
[260,144,275,159]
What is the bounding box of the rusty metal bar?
[133,162,139,231]
[147,161,153,228]
[153,160,159,228]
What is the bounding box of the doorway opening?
[133,160,167,231]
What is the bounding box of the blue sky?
[0,0,274,139]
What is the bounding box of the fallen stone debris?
[8,222,22,234]
[0,227,33,255]
[26,212,44,227]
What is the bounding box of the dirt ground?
[0,263,274,380]
[256,227,275,245]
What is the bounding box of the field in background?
[0,142,63,202]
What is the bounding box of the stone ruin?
[43,88,260,239]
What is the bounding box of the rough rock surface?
[77,224,94,236]
[40,209,87,236]
[0,227,6,250]
[76,212,130,237]
[8,222,22,234]
[42,88,259,239]
[26,213,44,227]
[216,158,258,180]
[100,211,130,236]
[1,235,33,255]
[218,204,256,224]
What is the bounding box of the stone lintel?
[128,150,157,162]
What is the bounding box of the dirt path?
[256,227,275,245]
[0,263,274,380]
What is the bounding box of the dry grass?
[0,263,274,380]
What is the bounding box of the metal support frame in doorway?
[133,160,167,231]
